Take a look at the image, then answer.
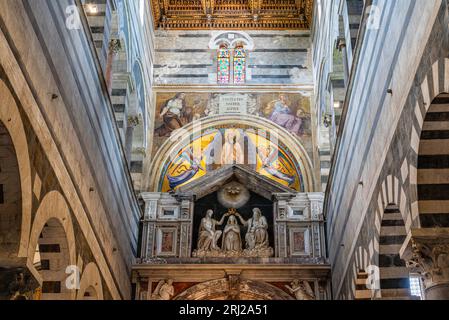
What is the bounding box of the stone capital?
[400,228,449,289]
[127,115,141,127]
[337,37,346,50]
[108,39,122,53]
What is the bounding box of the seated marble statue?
[197,209,228,252]
[236,208,269,250]
[222,215,242,252]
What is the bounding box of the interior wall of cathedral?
[3,0,449,302]
[318,0,449,299]
[153,30,313,86]
[142,29,323,193]
[0,0,157,300]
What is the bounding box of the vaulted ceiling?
[150,0,314,30]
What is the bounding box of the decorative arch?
[416,91,449,229]
[173,278,293,300]
[0,80,32,261]
[147,115,316,193]
[118,0,133,71]
[77,262,104,300]
[370,175,411,299]
[410,58,449,228]
[27,191,76,299]
[209,31,255,51]
[351,246,372,300]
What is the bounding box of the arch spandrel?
[146,115,316,193]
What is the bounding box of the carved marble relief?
[140,190,325,261]
[285,280,316,300]
[151,279,175,300]
[192,208,274,258]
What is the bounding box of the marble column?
[337,37,349,86]
[400,228,449,300]
[105,39,122,95]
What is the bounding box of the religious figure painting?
[289,228,310,256]
[157,228,177,256]
[155,93,192,137]
[152,92,312,157]
[159,126,304,192]
[161,232,173,252]
[262,94,307,137]
[293,232,305,253]
[152,92,209,152]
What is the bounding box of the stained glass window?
[233,46,246,85]
[217,45,231,84]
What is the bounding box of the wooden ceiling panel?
[150,0,314,30]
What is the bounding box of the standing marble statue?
[236,208,269,250]
[197,209,228,251]
[285,280,315,300]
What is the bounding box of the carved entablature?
[150,0,314,30]
[140,167,326,261]
[136,166,330,301]
[400,228,449,289]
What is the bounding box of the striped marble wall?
[0,0,152,298]
[82,0,108,70]
[346,0,364,53]
[418,94,449,228]
[153,30,313,86]
[378,205,410,298]
[323,0,448,300]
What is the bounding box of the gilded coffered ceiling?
[150,0,314,30]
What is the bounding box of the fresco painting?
[159,127,304,192]
[152,92,312,157]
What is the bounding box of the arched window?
[233,45,247,85]
[217,43,248,85]
[217,44,231,84]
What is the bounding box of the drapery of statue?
[193,208,274,258]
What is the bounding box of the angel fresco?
[166,147,205,190]
[162,129,301,192]
[257,145,296,187]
